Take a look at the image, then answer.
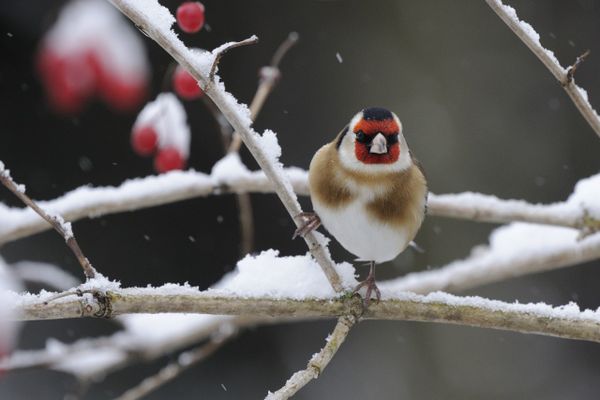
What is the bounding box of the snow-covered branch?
[10,285,600,344]
[385,223,600,294]
[108,0,343,292]
[1,166,598,245]
[0,159,308,245]
[485,0,600,139]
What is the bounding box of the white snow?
[335,52,343,63]
[44,0,149,80]
[0,166,310,244]
[122,0,175,33]
[566,173,600,219]
[47,212,73,239]
[134,93,191,157]
[494,0,564,71]
[381,289,600,324]
[382,221,600,295]
[51,343,125,378]
[210,249,357,299]
[78,272,121,293]
[12,261,80,290]
[0,257,21,352]
[257,129,282,162]
[429,171,600,224]
[210,153,252,182]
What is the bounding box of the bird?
[295,107,427,305]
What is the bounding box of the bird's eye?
[387,134,399,145]
[355,130,367,143]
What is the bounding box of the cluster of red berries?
[36,0,148,114]
[131,2,206,173]
[37,48,146,114]
[132,124,186,173]
[172,2,206,101]
[131,93,191,173]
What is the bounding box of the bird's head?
[336,107,412,173]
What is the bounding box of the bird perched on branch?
[295,107,427,305]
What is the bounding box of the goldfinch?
[296,107,427,304]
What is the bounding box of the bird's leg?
[353,261,380,307]
[292,212,321,239]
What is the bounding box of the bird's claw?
[292,212,321,239]
[353,275,380,308]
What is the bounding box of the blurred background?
[1,0,600,398]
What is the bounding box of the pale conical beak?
[369,133,387,154]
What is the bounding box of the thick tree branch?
[108,0,343,292]
[10,287,600,344]
[485,0,600,139]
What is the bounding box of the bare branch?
[484,0,600,139]
[11,286,600,344]
[0,161,97,279]
[266,315,356,400]
[228,31,299,153]
[108,0,343,292]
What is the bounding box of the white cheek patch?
[338,130,412,174]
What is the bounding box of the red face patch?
[355,142,400,164]
[353,118,401,164]
[354,119,399,136]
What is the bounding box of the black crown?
[362,107,392,121]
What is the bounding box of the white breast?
[313,197,409,263]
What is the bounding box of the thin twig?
[208,36,260,82]
[0,162,97,279]
[109,0,344,292]
[230,33,299,255]
[114,332,235,400]
[484,0,600,139]
[565,49,591,85]
[228,32,299,153]
[236,193,254,255]
[266,315,356,400]
[12,287,600,343]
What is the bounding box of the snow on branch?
[485,0,600,139]
[383,223,600,294]
[1,165,598,245]
[108,0,343,292]
[0,156,308,245]
[9,281,600,344]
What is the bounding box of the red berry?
[154,147,186,172]
[37,49,95,113]
[172,65,203,100]
[101,77,146,111]
[176,2,205,33]
[132,125,158,156]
